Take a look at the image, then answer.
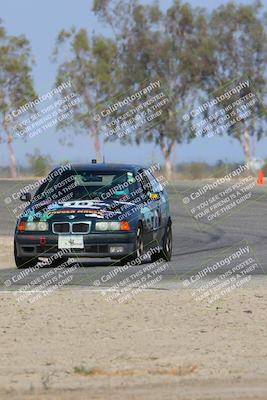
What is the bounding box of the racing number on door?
[144,208,160,231]
[139,169,161,232]
[153,209,160,230]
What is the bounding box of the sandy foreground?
[1,236,267,400]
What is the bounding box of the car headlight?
[24,222,48,231]
[95,221,130,231]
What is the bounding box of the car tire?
[14,254,38,269]
[151,222,172,262]
[15,257,38,269]
[119,223,144,265]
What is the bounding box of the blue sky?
[0,0,266,167]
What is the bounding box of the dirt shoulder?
[0,236,14,267]
[0,286,267,400]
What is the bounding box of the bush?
[27,149,52,176]
[188,162,210,179]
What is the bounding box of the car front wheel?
[14,254,38,269]
[151,222,172,262]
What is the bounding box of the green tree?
[26,149,52,176]
[93,0,209,177]
[0,19,36,177]
[53,28,119,162]
[204,1,267,167]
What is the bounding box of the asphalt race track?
[0,179,267,291]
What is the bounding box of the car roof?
[52,163,144,174]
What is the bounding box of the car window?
[137,169,152,193]
[33,170,136,202]
[144,170,163,193]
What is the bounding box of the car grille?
[52,222,91,234]
[72,222,91,234]
[53,222,70,233]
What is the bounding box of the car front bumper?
[15,232,136,259]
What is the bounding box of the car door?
[137,169,163,245]
[135,169,156,245]
[144,170,168,243]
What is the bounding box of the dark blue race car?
[14,162,172,268]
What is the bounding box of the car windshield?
[33,169,137,202]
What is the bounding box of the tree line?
[0,0,267,178]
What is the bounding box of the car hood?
[22,198,137,222]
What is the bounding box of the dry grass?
[74,365,197,377]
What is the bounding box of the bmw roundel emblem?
[68,215,75,220]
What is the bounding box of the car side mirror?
[149,192,160,200]
[20,192,31,202]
